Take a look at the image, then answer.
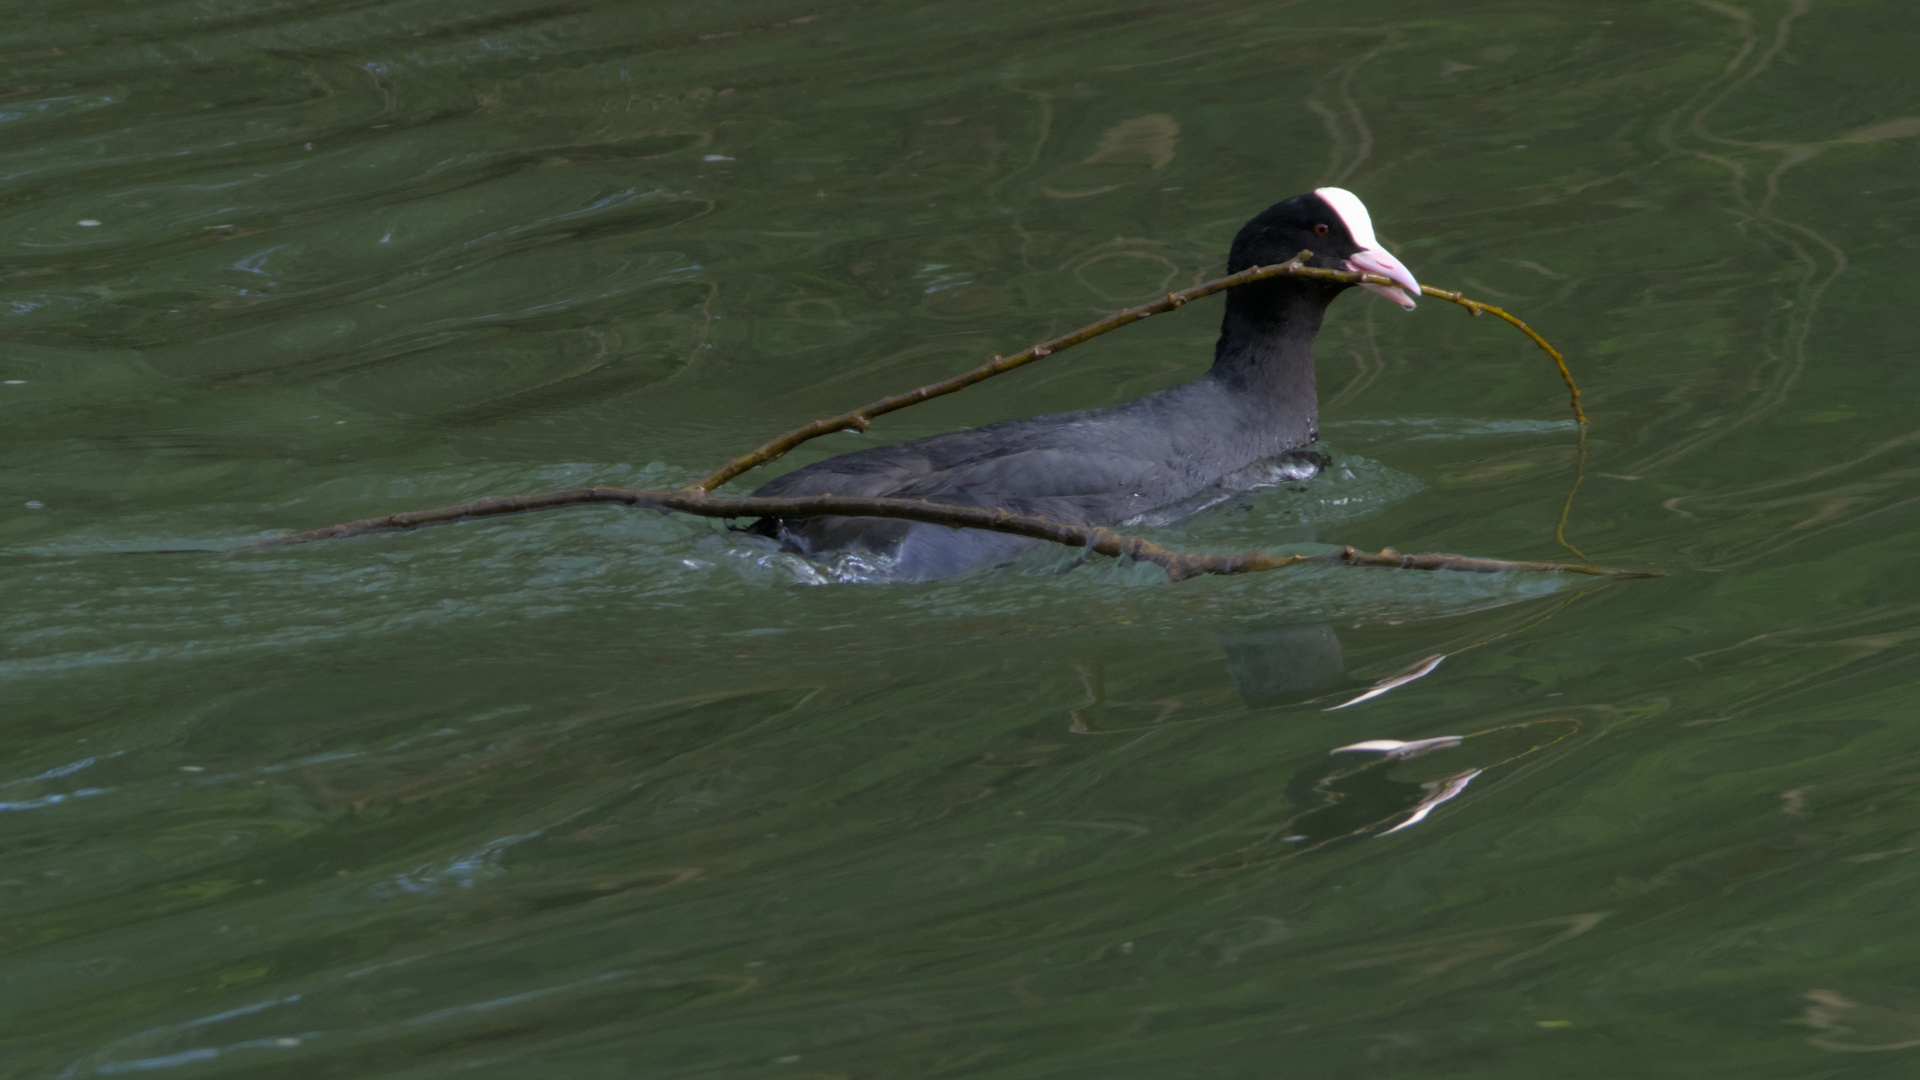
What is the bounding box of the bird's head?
[1227,187,1421,310]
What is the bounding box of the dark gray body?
[749,194,1371,581]
[752,290,1331,580]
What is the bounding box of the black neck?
[1207,278,1338,408]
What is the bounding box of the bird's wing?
[889,445,1173,512]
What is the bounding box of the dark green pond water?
[7,1,1920,1075]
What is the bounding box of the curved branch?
[1418,285,1586,424]
[243,486,1654,583]
[692,256,1586,493]
[690,251,1318,493]
[239,256,1619,584]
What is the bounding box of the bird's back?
[749,376,1315,579]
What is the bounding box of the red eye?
[1313,223,1331,237]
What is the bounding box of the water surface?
[6,1,1920,1076]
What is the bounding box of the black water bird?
[749,187,1421,580]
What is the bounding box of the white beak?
[1346,246,1421,310]
[1313,186,1421,310]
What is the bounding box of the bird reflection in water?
[1181,717,1582,874]
[1218,622,1349,707]
[1068,623,1347,734]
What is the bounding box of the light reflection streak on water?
[61,996,304,1078]
[2,754,105,787]
[369,830,544,897]
[0,787,114,812]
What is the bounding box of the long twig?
[243,257,1624,583]
[692,252,1310,493]
[1417,285,1586,424]
[690,254,1584,493]
[243,485,1652,583]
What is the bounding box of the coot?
[750,187,1420,580]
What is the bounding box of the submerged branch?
[244,485,1652,583]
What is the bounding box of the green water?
[6,0,1920,1075]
